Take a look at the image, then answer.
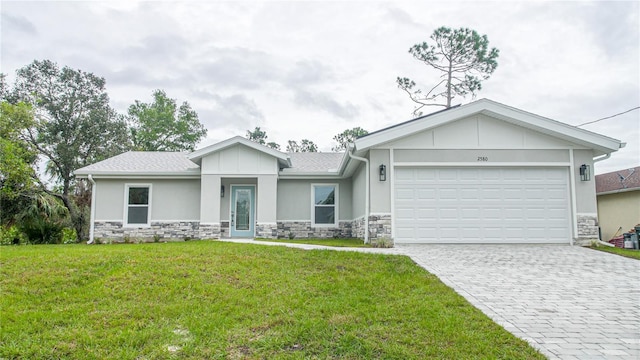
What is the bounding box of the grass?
[254,237,371,247]
[0,241,544,359]
[588,245,640,260]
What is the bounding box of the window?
[312,184,338,226]
[125,184,151,226]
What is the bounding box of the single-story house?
[75,99,624,245]
[595,166,640,241]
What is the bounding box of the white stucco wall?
[94,178,201,222]
[276,179,352,221]
[351,163,366,219]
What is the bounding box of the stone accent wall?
[352,216,366,239]
[93,221,220,242]
[576,214,599,245]
[368,214,392,243]
[220,221,230,238]
[276,221,352,239]
[256,223,278,239]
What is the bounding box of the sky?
[1,0,638,174]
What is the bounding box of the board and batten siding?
[200,144,279,175]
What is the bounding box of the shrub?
[0,225,27,245]
[288,232,295,240]
[371,237,394,248]
[62,228,78,244]
[19,217,65,244]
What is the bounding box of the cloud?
[294,89,359,119]
[196,92,265,132]
[1,13,37,35]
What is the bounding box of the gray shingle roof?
[75,151,200,175]
[284,152,345,173]
[596,166,640,193]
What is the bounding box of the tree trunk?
[61,179,84,242]
[446,62,453,108]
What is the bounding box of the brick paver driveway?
[397,244,640,360]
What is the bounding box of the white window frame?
[311,183,339,227]
[123,183,152,227]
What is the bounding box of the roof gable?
[355,99,623,156]
[189,136,290,167]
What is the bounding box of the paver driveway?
[397,244,640,360]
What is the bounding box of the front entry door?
[230,185,255,238]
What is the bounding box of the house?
[74,99,624,245]
[595,166,640,241]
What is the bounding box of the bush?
[62,228,78,244]
[19,217,65,244]
[371,237,394,248]
[0,225,27,245]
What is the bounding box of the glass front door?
[230,186,255,237]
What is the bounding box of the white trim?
[229,184,256,237]
[577,212,598,217]
[389,148,395,239]
[369,212,392,216]
[311,183,339,227]
[123,183,152,228]
[394,162,571,167]
[76,173,200,179]
[597,188,640,196]
[199,222,221,226]
[569,149,577,246]
[94,219,125,222]
[371,146,589,151]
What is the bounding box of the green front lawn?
[254,237,370,247]
[1,242,544,359]
[588,245,640,260]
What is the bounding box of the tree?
[246,126,280,150]
[0,101,38,199]
[11,59,130,239]
[286,139,318,152]
[397,26,499,114]
[331,127,368,152]
[128,89,207,151]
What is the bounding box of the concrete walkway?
[219,239,640,359]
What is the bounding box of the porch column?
[199,174,221,238]
[256,175,278,238]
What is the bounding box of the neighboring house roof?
[283,152,346,173]
[354,98,624,156]
[596,166,640,195]
[189,136,291,168]
[75,151,200,177]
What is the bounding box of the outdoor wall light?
[221,185,225,197]
[379,164,387,181]
[579,164,590,181]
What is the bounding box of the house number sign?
[477,156,489,162]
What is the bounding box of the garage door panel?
[394,167,570,244]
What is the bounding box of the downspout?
[348,148,369,244]
[592,152,612,247]
[87,175,96,244]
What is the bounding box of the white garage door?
[394,167,570,244]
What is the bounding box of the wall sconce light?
[379,164,387,181]
[579,164,590,181]
[221,185,225,197]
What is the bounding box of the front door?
[230,185,255,238]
